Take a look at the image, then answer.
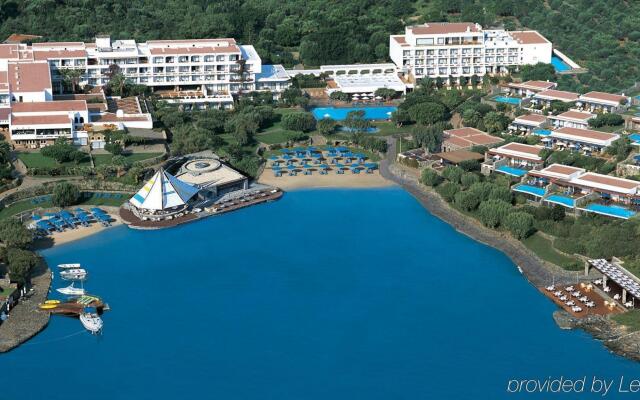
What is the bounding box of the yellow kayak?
[39,303,58,310]
[44,300,61,305]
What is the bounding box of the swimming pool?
[513,184,546,197]
[582,203,636,219]
[629,133,640,144]
[551,56,571,73]
[533,129,552,136]
[546,194,575,208]
[496,165,528,177]
[312,106,397,121]
[493,96,521,105]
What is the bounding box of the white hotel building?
[0,36,290,147]
[389,23,553,84]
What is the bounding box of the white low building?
[548,110,595,129]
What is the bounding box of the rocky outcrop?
[554,310,640,361]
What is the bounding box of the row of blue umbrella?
[32,207,111,232]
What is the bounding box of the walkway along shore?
[380,138,640,362]
[0,260,51,353]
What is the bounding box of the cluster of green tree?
[350,132,387,153]
[40,138,87,164]
[291,74,327,89]
[155,103,271,177]
[519,63,556,82]
[281,112,316,132]
[422,165,536,240]
[588,113,624,128]
[460,101,512,134]
[0,0,413,68]
[605,136,633,162]
[0,137,13,182]
[0,219,39,285]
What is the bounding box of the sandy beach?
[32,206,123,249]
[258,169,393,189]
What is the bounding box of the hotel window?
[415,50,424,56]
[450,67,458,74]
[450,58,458,65]
[497,56,504,62]
[438,49,446,56]
[497,48,505,54]
[485,57,494,63]
[426,49,434,55]
[166,67,175,73]
[474,48,482,55]
[415,68,424,75]
[438,59,447,65]
[438,67,447,75]
[416,38,433,46]
[415,59,423,65]
[463,67,470,74]
[403,50,411,57]
[216,55,226,62]
[485,49,494,55]
[179,66,189,73]
[427,68,435,75]
[153,57,163,63]
[474,67,482,74]
[178,56,188,63]
[449,49,458,56]
[473,57,481,63]
[437,38,444,45]
[165,57,175,63]
[426,58,434,65]
[462,57,470,65]
[191,56,200,62]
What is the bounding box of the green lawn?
[256,129,305,145]
[93,152,163,166]
[18,152,91,168]
[0,193,130,219]
[522,233,581,270]
[612,310,640,332]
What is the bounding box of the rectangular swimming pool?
[493,96,521,105]
[629,133,640,144]
[545,194,575,208]
[513,184,546,197]
[312,106,397,121]
[551,56,571,73]
[533,129,552,136]
[496,165,528,177]
[582,203,636,219]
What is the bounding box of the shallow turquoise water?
[494,96,521,105]
[2,188,639,399]
[552,55,571,72]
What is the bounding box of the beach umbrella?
[320,164,329,169]
[365,163,378,169]
[282,154,292,160]
[287,165,296,170]
[352,93,360,98]
[280,148,292,154]
[375,96,383,100]
[44,212,58,217]
[269,155,279,160]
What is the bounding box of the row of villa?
[478,142,639,219]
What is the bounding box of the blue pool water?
[513,184,546,197]
[629,133,640,144]
[312,106,397,121]
[583,203,636,219]
[546,194,576,207]
[551,55,571,73]
[496,165,528,177]
[533,129,552,136]
[493,96,521,105]
[2,189,639,399]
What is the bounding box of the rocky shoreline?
[0,260,51,353]
[379,144,640,362]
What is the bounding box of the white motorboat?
[58,263,81,269]
[56,283,85,296]
[59,269,87,281]
[79,312,103,334]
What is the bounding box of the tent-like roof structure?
[129,168,199,211]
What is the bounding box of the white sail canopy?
[129,168,199,211]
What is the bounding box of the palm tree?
[60,68,83,93]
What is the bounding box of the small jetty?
[39,295,107,317]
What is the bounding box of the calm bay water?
[1,188,639,399]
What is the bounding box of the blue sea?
[2,188,639,399]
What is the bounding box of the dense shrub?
[454,190,481,211]
[436,182,460,202]
[503,212,535,239]
[478,199,511,228]
[420,169,441,187]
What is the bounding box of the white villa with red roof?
[481,142,544,177]
[576,91,629,113]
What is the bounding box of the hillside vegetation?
[0,0,638,91]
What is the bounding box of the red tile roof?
[8,62,52,92]
[11,100,87,113]
[553,127,618,141]
[11,114,71,125]
[509,31,550,45]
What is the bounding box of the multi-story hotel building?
[0,36,290,147]
[389,22,553,84]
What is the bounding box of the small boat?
[56,283,85,296]
[60,269,87,281]
[80,312,103,334]
[44,299,61,305]
[58,263,81,269]
[39,303,58,310]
